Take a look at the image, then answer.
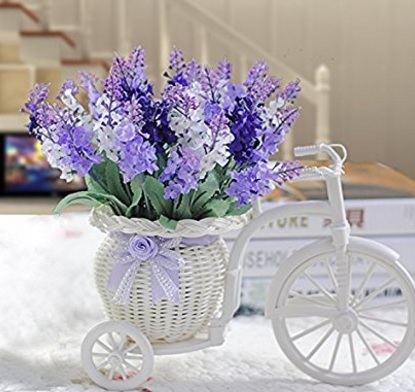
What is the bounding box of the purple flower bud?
[169,47,185,73]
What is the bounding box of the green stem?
[172,195,181,220]
[139,174,155,220]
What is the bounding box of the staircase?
[0,1,108,131]
[0,0,330,157]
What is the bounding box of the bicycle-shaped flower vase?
[82,144,415,389]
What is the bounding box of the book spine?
[226,235,415,278]
[223,198,415,239]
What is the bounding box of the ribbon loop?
[107,233,219,305]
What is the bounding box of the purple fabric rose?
[128,235,159,260]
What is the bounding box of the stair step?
[0,113,27,132]
[0,64,35,114]
[20,30,76,65]
[0,41,21,63]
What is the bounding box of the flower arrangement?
[22,47,301,229]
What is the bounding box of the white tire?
[81,320,154,390]
[269,237,415,385]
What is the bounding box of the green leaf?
[191,171,220,213]
[227,202,252,216]
[200,199,231,218]
[142,176,172,217]
[126,176,143,218]
[53,191,128,215]
[174,194,193,220]
[85,174,107,194]
[105,160,130,205]
[90,157,109,188]
[54,191,105,214]
[159,215,178,231]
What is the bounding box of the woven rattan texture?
[94,234,229,344]
[90,206,248,237]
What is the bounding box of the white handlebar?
[294,144,323,157]
[291,166,323,182]
[294,143,347,168]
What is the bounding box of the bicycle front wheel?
[270,241,415,385]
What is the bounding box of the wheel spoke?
[291,319,332,341]
[118,332,127,350]
[124,342,140,354]
[328,332,342,371]
[356,277,395,309]
[304,272,336,304]
[108,364,115,380]
[96,359,110,370]
[107,332,117,349]
[350,262,376,306]
[122,359,140,373]
[349,333,357,373]
[359,299,407,312]
[119,363,128,380]
[289,291,333,307]
[325,260,338,291]
[96,339,112,353]
[359,320,399,349]
[125,353,143,360]
[92,352,108,358]
[356,327,380,366]
[359,314,408,328]
[306,327,335,361]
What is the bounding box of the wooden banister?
[21,30,76,48]
[0,2,41,24]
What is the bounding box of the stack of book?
[225,161,415,314]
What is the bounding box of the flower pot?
[90,206,247,344]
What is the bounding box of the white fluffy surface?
[0,213,414,392]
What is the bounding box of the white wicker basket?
[90,206,247,344]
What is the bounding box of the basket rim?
[90,205,248,237]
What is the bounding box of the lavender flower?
[217,59,232,81]
[78,71,102,117]
[244,60,280,103]
[23,83,101,181]
[276,79,301,104]
[256,105,300,158]
[183,59,201,83]
[227,97,263,165]
[160,148,201,199]
[200,112,234,176]
[271,160,302,186]
[226,160,301,206]
[226,163,273,206]
[22,82,50,113]
[22,46,302,220]
[108,119,158,182]
[169,47,185,74]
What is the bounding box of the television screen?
[2,134,85,195]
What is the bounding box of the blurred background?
[0,0,414,213]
